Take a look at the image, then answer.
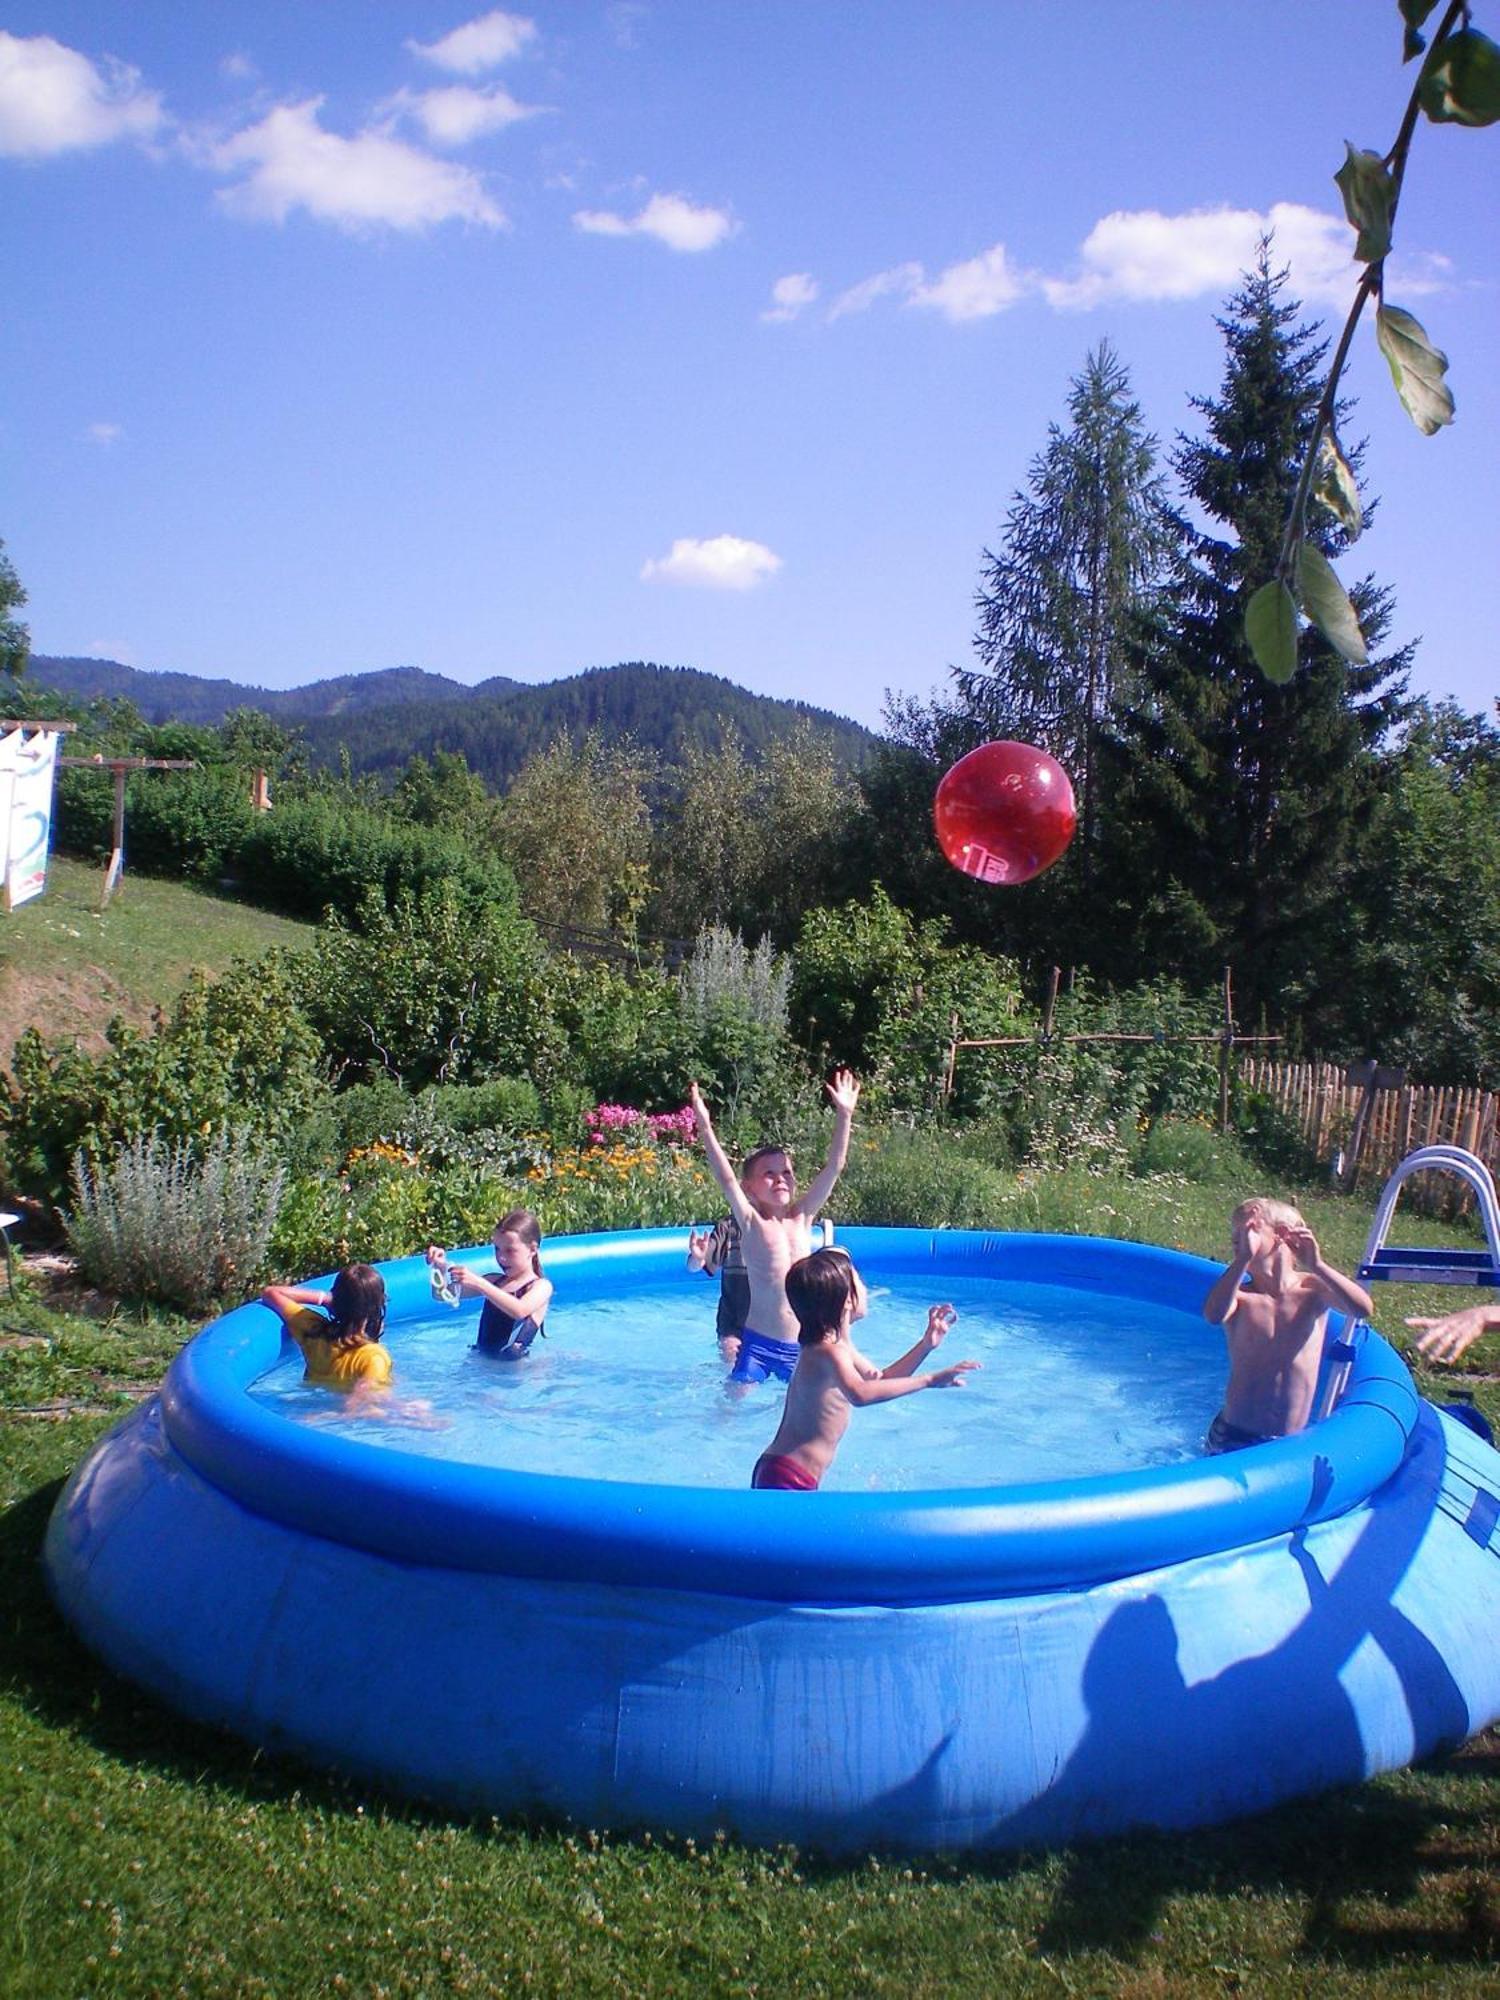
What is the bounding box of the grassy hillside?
[0,857,315,1066]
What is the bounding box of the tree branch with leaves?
[1245,0,1497,683]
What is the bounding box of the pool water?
[252,1273,1224,1491]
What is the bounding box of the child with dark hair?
[261,1264,392,1392]
[750,1247,978,1491]
[426,1209,552,1359]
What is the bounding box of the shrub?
[5,954,328,1211]
[792,887,1024,1117]
[677,923,796,1126]
[241,792,515,923]
[67,1127,286,1311]
[838,1132,1012,1229]
[421,1077,542,1137]
[549,958,689,1110]
[296,884,564,1090]
[55,767,516,924]
[1231,1087,1320,1182]
[1134,1117,1255,1185]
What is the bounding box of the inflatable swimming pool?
[44,1228,1500,1853]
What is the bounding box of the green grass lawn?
[0,857,315,1065]
[2,1177,1497,1997]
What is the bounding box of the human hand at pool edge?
[1407,1304,1500,1365]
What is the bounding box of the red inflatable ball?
[932,740,1077,886]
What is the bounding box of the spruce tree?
[960,341,1179,865]
[868,343,1178,973]
[1101,246,1410,1035]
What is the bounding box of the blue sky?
[1,2,1494,732]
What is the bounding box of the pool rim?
[161,1226,1420,1607]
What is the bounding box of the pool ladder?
[1315,1145,1500,1421]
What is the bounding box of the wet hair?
[740,1143,795,1185]
[495,1208,544,1275]
[785,1249,856,1347]
[324,1264,386,1348]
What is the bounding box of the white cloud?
[407,11,536,75]
[827,261,923,320]
[384,82,544,147]
[85,422,123,447]
[1043,202,1363,311]
[212,99,504,232]
[641,535,782,591]
[762,272,818,323]
[574,190,736,252]
[220,52,258,84]
[0,30,162,158]
[910,242,1028,322]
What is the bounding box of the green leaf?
[1311,433,1364,541]
[1419,28,1500,124]
[1334,144,1394,262]
[1245,579,1299,683]
[1400,0,1440,61]
[1376,303,1456,434]
[1295,543,1368,666]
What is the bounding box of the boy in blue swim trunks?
[689,1069,859,1388]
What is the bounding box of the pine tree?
[960,341,1179,863]
[1101,245,1411,1033]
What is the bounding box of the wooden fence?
[1238,1058,1498,1198]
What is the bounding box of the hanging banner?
[3,728,60,911]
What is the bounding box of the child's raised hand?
[687,1081,709,1130]
[929,1359,980,1389]
[825,1067,860,1116]
[687,1227,711,1268]
[449,1263,481,1298]
[924,1303,958,1348]
[1281,1223,1320,1270]
[424,1244,447,1269]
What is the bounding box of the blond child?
[750,1247,979,1490]
[689,1070,860,1386]
[1202,1197,1373,1452]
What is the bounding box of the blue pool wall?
[44,1228,1500,1854]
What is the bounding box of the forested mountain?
[28,655,875,788]
[30,656,497,724]
[297,662,874,788]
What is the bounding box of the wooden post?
[1042,966,1061,1042]
[58,755,197,909]
[101,766,127,907]
[1218,966,1234,1134]
[941,1012,960,1105]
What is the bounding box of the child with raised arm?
[426,1209,552,1359]
[751,1248,979,1490]
[1202,1197,1374,1453]
[689,1069,860,1386]
[261,1264,392,1394]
